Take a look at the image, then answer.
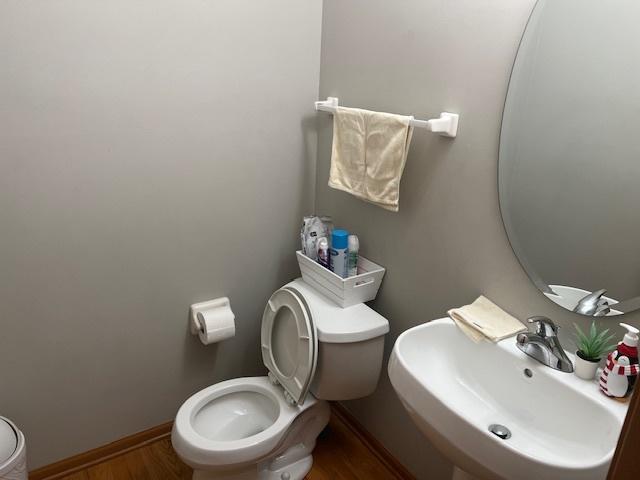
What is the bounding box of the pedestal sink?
[388,318,628,480]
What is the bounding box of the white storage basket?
[296,250,385,308]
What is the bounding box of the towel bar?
[314,97,459,138]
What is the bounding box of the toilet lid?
[261,287,317,405]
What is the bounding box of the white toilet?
[172,278,389,480]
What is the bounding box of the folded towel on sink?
[447,296,526,343]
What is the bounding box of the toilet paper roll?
[196,306,235,345]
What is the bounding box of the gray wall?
[317,1,640,478]
[0,0,321,468]
[501,0,640,302]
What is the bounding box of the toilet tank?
[310,335,386,400]
[284,279,389,401]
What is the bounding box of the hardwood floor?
[54,411,405,480]
[56,440,190,480]
[306,408,405,480]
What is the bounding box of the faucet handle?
[527,316,558,337]
[594,301,610,317]
[590,288,607,300]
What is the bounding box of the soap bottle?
[599,323,639,399]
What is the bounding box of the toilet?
[172,278,389,480]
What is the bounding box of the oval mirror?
[499,0,640,317]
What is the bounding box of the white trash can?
[0,416,27,480]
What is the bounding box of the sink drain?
[488,424,511,440]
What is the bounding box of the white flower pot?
[574,351,600,380]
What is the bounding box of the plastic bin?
[296,250,385,308]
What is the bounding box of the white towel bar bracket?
[314,97,459,138]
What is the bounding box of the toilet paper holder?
[189,297,234,336]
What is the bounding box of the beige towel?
[328,106,414,212]
[447,296,527,343]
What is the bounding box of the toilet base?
[192,453,313,480]
[260,453,312,480]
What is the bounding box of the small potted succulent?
[573,321,617,380]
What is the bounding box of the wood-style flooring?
[55,411,404,480]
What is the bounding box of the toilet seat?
[172,377,317,468]
[173,287,322,469]
[261,287,317,405]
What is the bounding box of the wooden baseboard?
[30,405,412,480]
[330,403,415,480]
[29,421,173,480]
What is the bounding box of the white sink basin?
[388,318,628,480]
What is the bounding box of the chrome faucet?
[516,316,574,373]
[573,289,610,316]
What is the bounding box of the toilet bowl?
[172,278,389,480]
[173,377,330,480]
